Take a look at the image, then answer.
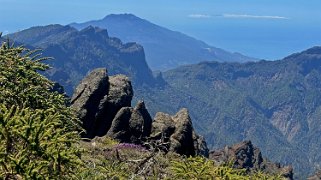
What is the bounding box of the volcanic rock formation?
[71,68,208,156]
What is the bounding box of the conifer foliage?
[0,38,82,179]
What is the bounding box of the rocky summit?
[107,100,152,144]
[150,109,209,157]
[209,141,293,179]
[71,68,134,138]
[71,68,208,157]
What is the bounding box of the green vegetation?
[79,137,284,180]
[171,156,283,180]
[135,53,321,177]
[0,40,82,179]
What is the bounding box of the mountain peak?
[103,13,139,20]
[303,46,321,55]
[5,24,76,46]
[285,46,321,60]
[70,14,256,70]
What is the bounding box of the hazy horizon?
[1,0,321,60]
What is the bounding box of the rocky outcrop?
[209,141,293,179]
[107,101,152,144]
[193,132,209,157]
[71,68,207,157]
[150,109,209,157]
[95,75,133,137]
[71,68,109,138]
[71,68,133,138]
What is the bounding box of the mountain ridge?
[6,24,160,95]
[70,13,257,70]
[133,46,321,178]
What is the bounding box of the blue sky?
[1,0,321,59]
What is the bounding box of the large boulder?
[107,101,152,144]
[71,68,109,138]
[209,141,293,179]
[150,108,209,157]
[94,74,133,136]
[193,132,209,157]
[71,68,133,138]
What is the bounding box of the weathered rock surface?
[209,141,293,179]
[193,132,209,157]
[151,108,209,157]
[71,68,109,138]
[71,68,133,138]
[71,68,207,157]
[107,101,152,144]
[95,74,133,136]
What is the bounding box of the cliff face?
[7,25,158,95]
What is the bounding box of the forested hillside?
[135,47,321,177]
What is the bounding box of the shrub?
[0,40,82,179]
[171,156,215,179]
[170,156,284,180]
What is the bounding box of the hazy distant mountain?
[6,25,159,94]
[134,47,321,177]
[70,14,257,70]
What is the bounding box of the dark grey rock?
[107,101,152,144]
[193,132,209,157]
[209,141,293,180]
[71,69,134,138]
[71,68,109,138]
[151,112,175,140]
[150,108,209,157]
[131,101,153,139]
[94,74,133,136]
[107,75,133,108]
[107,107,132,142]
[169,108,195,156]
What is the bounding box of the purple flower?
[114,143,147,152]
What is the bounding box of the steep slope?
[7,25,158,94]
[134,47,321,177]
[70,14,256,70]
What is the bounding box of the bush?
[0,40,82,179]
[171,156,214,179]
[170,156,284,180]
